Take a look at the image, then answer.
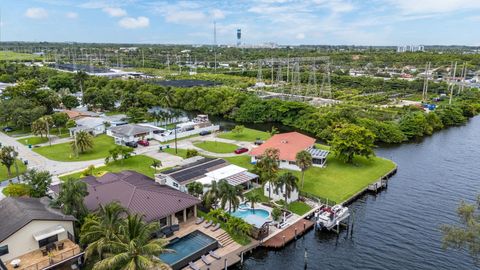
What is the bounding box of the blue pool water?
[231,206,271,228]
[158,230,217,269]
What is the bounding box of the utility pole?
[213,20,217,73]
[449,62,457,105]
[422,62,430,102]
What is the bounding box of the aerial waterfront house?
[250,132,330,171]
[155,157,259,193]
[0,197,82,270]
[50,171,201,228]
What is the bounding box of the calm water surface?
[234,116,480,270]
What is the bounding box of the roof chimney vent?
[281,140,288,144]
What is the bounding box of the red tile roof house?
[249,132,330,171]
[50,171,201,230]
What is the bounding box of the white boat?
[314,204,350,230]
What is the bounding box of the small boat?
[314,204,350,231]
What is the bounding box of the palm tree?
[218,180,244,213]
[245,192,261,213]
[81,202,128,260]
[254,148,280,200]
[275,172,299,208]
[92,214,172,270]
[71,130,94,156]
[296,150,312,189]
[54,177,89,220]
[203,180,220,209]
[159,86,175,107]
[152,160,162,173]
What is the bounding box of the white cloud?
[165,10,206,24]
[103,7,127,17]
[65,12,78,19]
[211,9,225,20]
[25,8,48,19]
[118,16,149,29]
[388,0,480,15]
[296,33,305,39]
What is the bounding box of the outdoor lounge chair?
[201,255,211,265]
[203,220,213,228]
[171,224,180,232]
[195,217,204,225]
[57,242,64,250]
[189,262,200,270]
[211,223,221,232]
[209,250,221,260]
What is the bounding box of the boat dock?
[262,219,314,248]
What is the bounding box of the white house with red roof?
[249,132,330,171]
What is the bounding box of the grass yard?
[287,201,312,215]
[162,147,189,158]
[0,160,27,182]
[244,187,270,203]
[217,128,271,142]
[17,136,49,146]
[224,151,395,204]
[33,135,116,162]
[59,155,160,180]
[193,141,238,154]
[0,51,42,61]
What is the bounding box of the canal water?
[233,116,480,270]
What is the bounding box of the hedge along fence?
[299,191,337,207]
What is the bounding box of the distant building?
[397,45,425,53]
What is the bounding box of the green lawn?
[217,128,271,142]
[162,147,189,158]
[0,160,27,182]
[224,151,396,204]
[17,136,49,146]
[59,155,160,181]
[0,51,42,61]
[33,135,116,162]
[287,201,312,215]
[244,187,270,203]
[193,141,238,154]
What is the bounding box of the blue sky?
[1,0,480,45]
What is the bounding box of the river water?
[232,116,480,270]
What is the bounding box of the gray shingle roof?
[0,197,76,242]
[78,171,200,222]
[109,124,155,137]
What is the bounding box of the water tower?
[237,29,241,47]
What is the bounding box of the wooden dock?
[262,219,314,248]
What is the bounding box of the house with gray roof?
[68,116,106,137]
[106,124,159,145]
[51,170,201,228]
[0,197,82,269]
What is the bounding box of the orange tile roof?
[250,132,315,161]
[63,110,82,119]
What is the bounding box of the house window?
[0,245,8,256]
[159,217,168,228]
[38,235,58,248]
[289,161,296,165]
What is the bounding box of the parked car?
[234,147,249,154]
[254,138,264,145]
[199,130,211,136]
[137,140,149,146]
[125,141,138,148]
[2,127,13,132]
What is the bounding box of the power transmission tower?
[291,61,301,97]
[422,62,430,102]
[459,62,467,94]
[306,63,317,97]
[448,62,457,105]
[256,60,263,85]
[276,65,283,84]
[320,62,332,98]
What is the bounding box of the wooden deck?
[5,239,81,270]
[262,219,314,248]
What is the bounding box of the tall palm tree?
[254,148,280,200]
[81,202,128,260]
[218,180,244,213]
[93,214,172,270]
[54,177,89,220]
[159,86,175,107]
[152,160,162,173]
[203,180,220,209]
[71,130,94,156]
[245,192,261,213]
[296,150,312,189]
[275,172,299,208]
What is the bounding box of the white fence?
[153,125,220,142]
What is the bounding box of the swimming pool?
[158,230,218,270]
[231,205,271,227]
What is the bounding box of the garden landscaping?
[0,160,27,182]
